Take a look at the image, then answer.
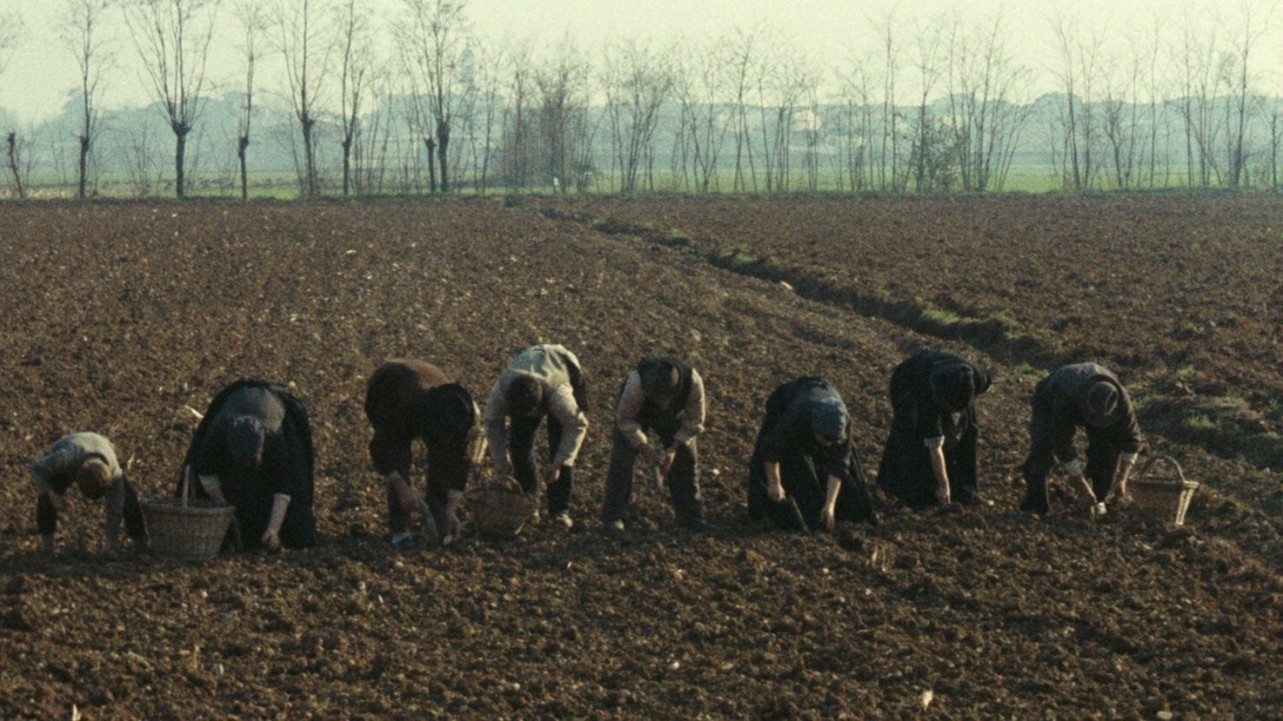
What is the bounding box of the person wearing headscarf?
[30,432,146,555]
[180,379,316,550]
[601,355,709,533]
[877,348,992,509]
[365,359,481,548]
[746,377,876,531]
[483,344,588,529]
[1019,363,1143,515]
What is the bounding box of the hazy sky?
[0,0,1274,125]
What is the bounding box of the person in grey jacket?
[31,432,146,555]
[1019,363,1144,515]
[483,344,588,529]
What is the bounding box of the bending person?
[878,348,992,508]
[365,359,480,548]
[483,344,588,529]
[181,379,316,550]
[601,355,710,533]
[31,432,146,555]
[747,377,876,531]
[1019,363,1143,516]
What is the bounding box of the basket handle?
[181,466,192,509]
[1137,453,1186,482]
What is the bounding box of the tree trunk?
[174,127,188,199]
[342,139,353,197]
[424,137,437,194]
[7,133,25,199]
[238,136,250,201]
[78,135,90,199]
[437,120,450,194]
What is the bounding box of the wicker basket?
[143,473,235,560]
[1130,454,1199,526]
[467,477,537,538]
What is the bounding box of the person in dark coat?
[180,380,316,550]
[1019,363,1143,515]
[483,344,589,529]
[30,432,147,555]
[746,377,876,531]
[365,359,481,547]
[601,355,710,533]
[877,348,992,509]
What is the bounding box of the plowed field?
[1,195,1279,719]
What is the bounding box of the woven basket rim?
[143,497,236,517]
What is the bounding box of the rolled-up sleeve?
[548,384,589,467]
[673,369,706,446]
[615,371,649,449]
[482,375,510,467]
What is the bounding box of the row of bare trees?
[3,2,1283,198]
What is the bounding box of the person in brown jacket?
[365,360,481,548]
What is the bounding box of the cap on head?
[810,397,848,440]
[75,458,114,500]
[226,416,266,467]
[1084,380,1121,427]
[640,361,681,404]
[505,373,544,418]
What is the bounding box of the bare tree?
[601,38,672,193]
[231,0,265,200]
[836,55,876,192]
[59,0,113,200]
[1222,3,1271,188]
[671,38,728,193]
[722,25,764,193]
[467,38,506,195]
[335,0,374,196]
[274,0,334,197]
[535,38,593,193]
[1048,12,1107,190]
[943,10,1033,191]
[870,10,905,191]
[1169,11,1223,187]
[399,0,469,194]
[0,10,24,197]
[0,10,20,78]
[121,0,221,199]
[498,39,536,191]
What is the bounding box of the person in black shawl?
[746,377,876,531]
[877,349,992,509]
[180,379,316,550]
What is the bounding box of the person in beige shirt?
[483,344,588,529]
[601,356,710,533]
[31,432,147,555]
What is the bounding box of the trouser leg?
[1020,412,1056,514]
[601,428,638,523]
[1085,432,1122,501]
[371,430,414,534]
[950,420,980,503]
[544,416,574,516]
[122,480,147,542]
[37,491,60,537]
[508,415,542,497]
[666,440,703,523]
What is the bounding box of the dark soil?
[1,196,1280,719]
